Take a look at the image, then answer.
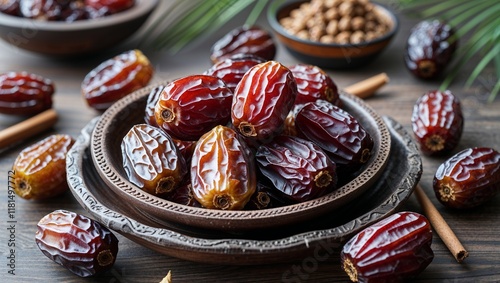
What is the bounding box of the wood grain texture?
[1,2,499,282]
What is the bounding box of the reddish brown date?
[405,20,457,79]
[155,75,233,141]
[84,0,134,14]
[231,61,297,145]
[0,0,20,16]
[341,211,434,283]
[20,0,63,20]
[144,84,164,127]
[289,64,340,107]
[0,71,54,116]
[295,100,373,174]
[210,25,276,64]
[82,49,154,111]
[165,180,202,207]
[256,135,337,202]
[191,125,256,210]
[203,54,265,92]
[11,134,74,200]
[412,90,463,155]
[121,124,187,196]
[433,147,500,209]
[35,210,119,277]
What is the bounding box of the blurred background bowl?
[0,0,158,57]
[267,0,399,69]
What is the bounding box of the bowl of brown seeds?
[267,0,398,69]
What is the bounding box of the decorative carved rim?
[89,82,391,231]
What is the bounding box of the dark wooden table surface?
[1,1,499,282]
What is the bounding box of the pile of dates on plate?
[120,27,374,211]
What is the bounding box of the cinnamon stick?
[344,73,389,99]
[0,109,58,149]
[414,184,469,263]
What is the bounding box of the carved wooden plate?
[89,83,391,232]
[67,116,420,265]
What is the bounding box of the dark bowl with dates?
[86,81,392,232]
[267,0,399,69]
[0,0,158,56]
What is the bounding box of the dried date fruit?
[411,90,463,155]
[0,71,54,116]
[231,60,297,145]
[256,135,337,202]
[35,210,119,277]
[82,49,154,111]
[165,180,202,207]
[144,84,164,126]
[405,20,457,79]
[11,134,74,200]
[155,75,233,141]
[295,100,373,174]
[210,25,276,64]
[84,0,134,14]
[20,0,64,20]
[203,54,265,92]
[289,64,340,107]
[341,211,434,283]
[0,0,20,16]
[433,147,500,209]
[121,124,187,196]
[191,125,256,210]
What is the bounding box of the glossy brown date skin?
[84,0,134,14]
[0,71,54,115]
[12,134,74,200]
[155,75,233,141]
[231,61,297,145]
[289,64,340,107]
[210,25,276,64]
[341,211,434,283]
[295,100,373,174]
[433,147,500,209]
[412,90,463,155]
[405,20,457,79]
[191,125,256,210]
[35,210,119,277]
[121,124,187,196]
[256,135,337,202]
[165,180,202,207]
[82,49,154,111]
[203,54,265,92]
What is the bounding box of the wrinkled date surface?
[256,135,337,202]
[144,84,164,127]
[191,125,256,210]
[231,60,297,145]
[155,75,233,141]
[203,54,265,92]
[405,20,457,79]
[0,71,54,115]
[12,134,74,200]
[35,210,119,277]
[412,90,463,155]
[341,211,434,283]
[289,64,340,107]
[121,124,187,196]
[295,100,373,174]
[433,147,500,209]
[82,49,154,111]
[210,25,276,63]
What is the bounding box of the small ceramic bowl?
[267,0,399,69]
[89,82,391,232]
[0,0,158,56]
